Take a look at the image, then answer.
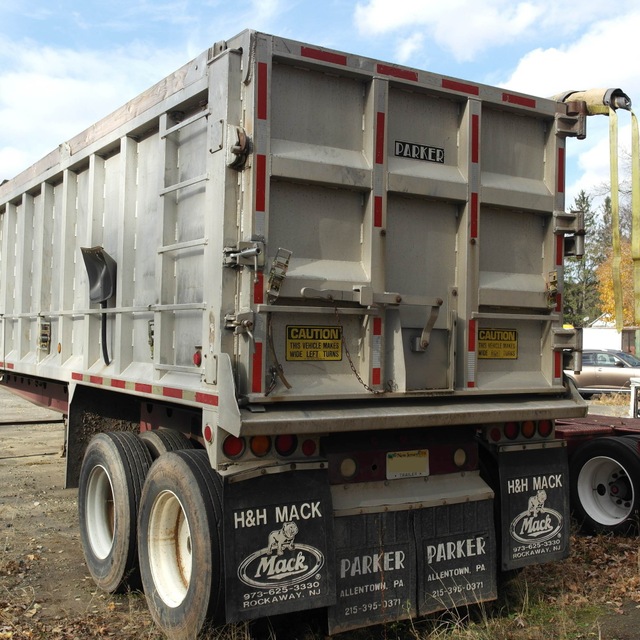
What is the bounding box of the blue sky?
[1,0,639,208]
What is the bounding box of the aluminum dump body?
[0,30,585,429]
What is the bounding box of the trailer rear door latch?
[223,241,265,278]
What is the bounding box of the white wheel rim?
[577,455,635,526]
[86,464,115,560]
[148,490,192,608]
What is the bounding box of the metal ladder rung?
[158,238,208,254]
[160,173,208,196]
[161,110,210,139]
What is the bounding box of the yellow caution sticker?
[286,326,342,361]
[478,328,518,360]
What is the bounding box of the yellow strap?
[632,111,640,324]
[610,106,624,332]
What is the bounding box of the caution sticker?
[286,326,342,361]
[478,328,518,360]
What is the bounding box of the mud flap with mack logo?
[498,443,570,571]
[223,468,335,622]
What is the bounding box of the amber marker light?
[250,435,271,457]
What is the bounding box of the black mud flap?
[223,469,335,622]
[328,499,497,635]
[328,511,417,634]
[498,444,569,571]
[414,500,497,616]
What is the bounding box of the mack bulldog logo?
[238,521,325,589]
[509,489,563,545]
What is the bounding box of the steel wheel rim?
[148,490,192,608]
[577,455,634,526]
[85,464,115,560]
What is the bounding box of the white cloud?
[395,32,425,64]
[499,12,640,208]
[353,0,638,62]
[0,39,182,181]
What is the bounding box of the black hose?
[101,300,110,365]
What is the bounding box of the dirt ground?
[1,387,640,639]
[0,387,160,638]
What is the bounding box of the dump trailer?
[0,28,625,637]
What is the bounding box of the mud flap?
[223,468,335,622]
[414,500,497,616]
[498,443,569,570]
[328,498,496,634]
[328,511,417,634]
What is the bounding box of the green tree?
[563,191,606,327]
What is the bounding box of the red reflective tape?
[195,392,219,406]
[442,78,479,95]
[252,342,263,393]
[470,192,479,238]
[471,114,479,164]
[468,319,476,352]
[89,376,103,385]
[374,196,383,228]
[254,271,264,304]
[163,387,183,399]
[300,46,347,66]
[257,62,268,120]
[6,363,13,370]
[256,154,266,212]
[135,383,153,394]
[376,63,418,82]
[375,112,385,164]
[372,368,381,385]
[111,379,126,389]
[554,351,562,379]
[556,233,564,267]
[72,372,83,381]
[502,92,536,109]
[557,147,565,194]
[373,317,382,336]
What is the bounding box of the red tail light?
[275,434,298,456]
[222,435,245,458]
[538,420,553,438]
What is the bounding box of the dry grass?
[589,391,630,407]
[2,534,639,639]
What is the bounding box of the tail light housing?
[484,420,555,443]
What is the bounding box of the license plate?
[386,449,429,480]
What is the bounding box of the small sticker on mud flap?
[286,326,342,361]
[478,328,518,359]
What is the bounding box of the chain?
[334,307,382,395]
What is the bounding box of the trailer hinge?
[552,325,582,351]
[226,125,251,170]
[223,241,264,276]
[555,108,586,139]
[224,311,255,337]
[553,210,585,259]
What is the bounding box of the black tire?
[78,431,152,592]
[570,436,640,534]
[138,450,224,638]
[139,428,195,459]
